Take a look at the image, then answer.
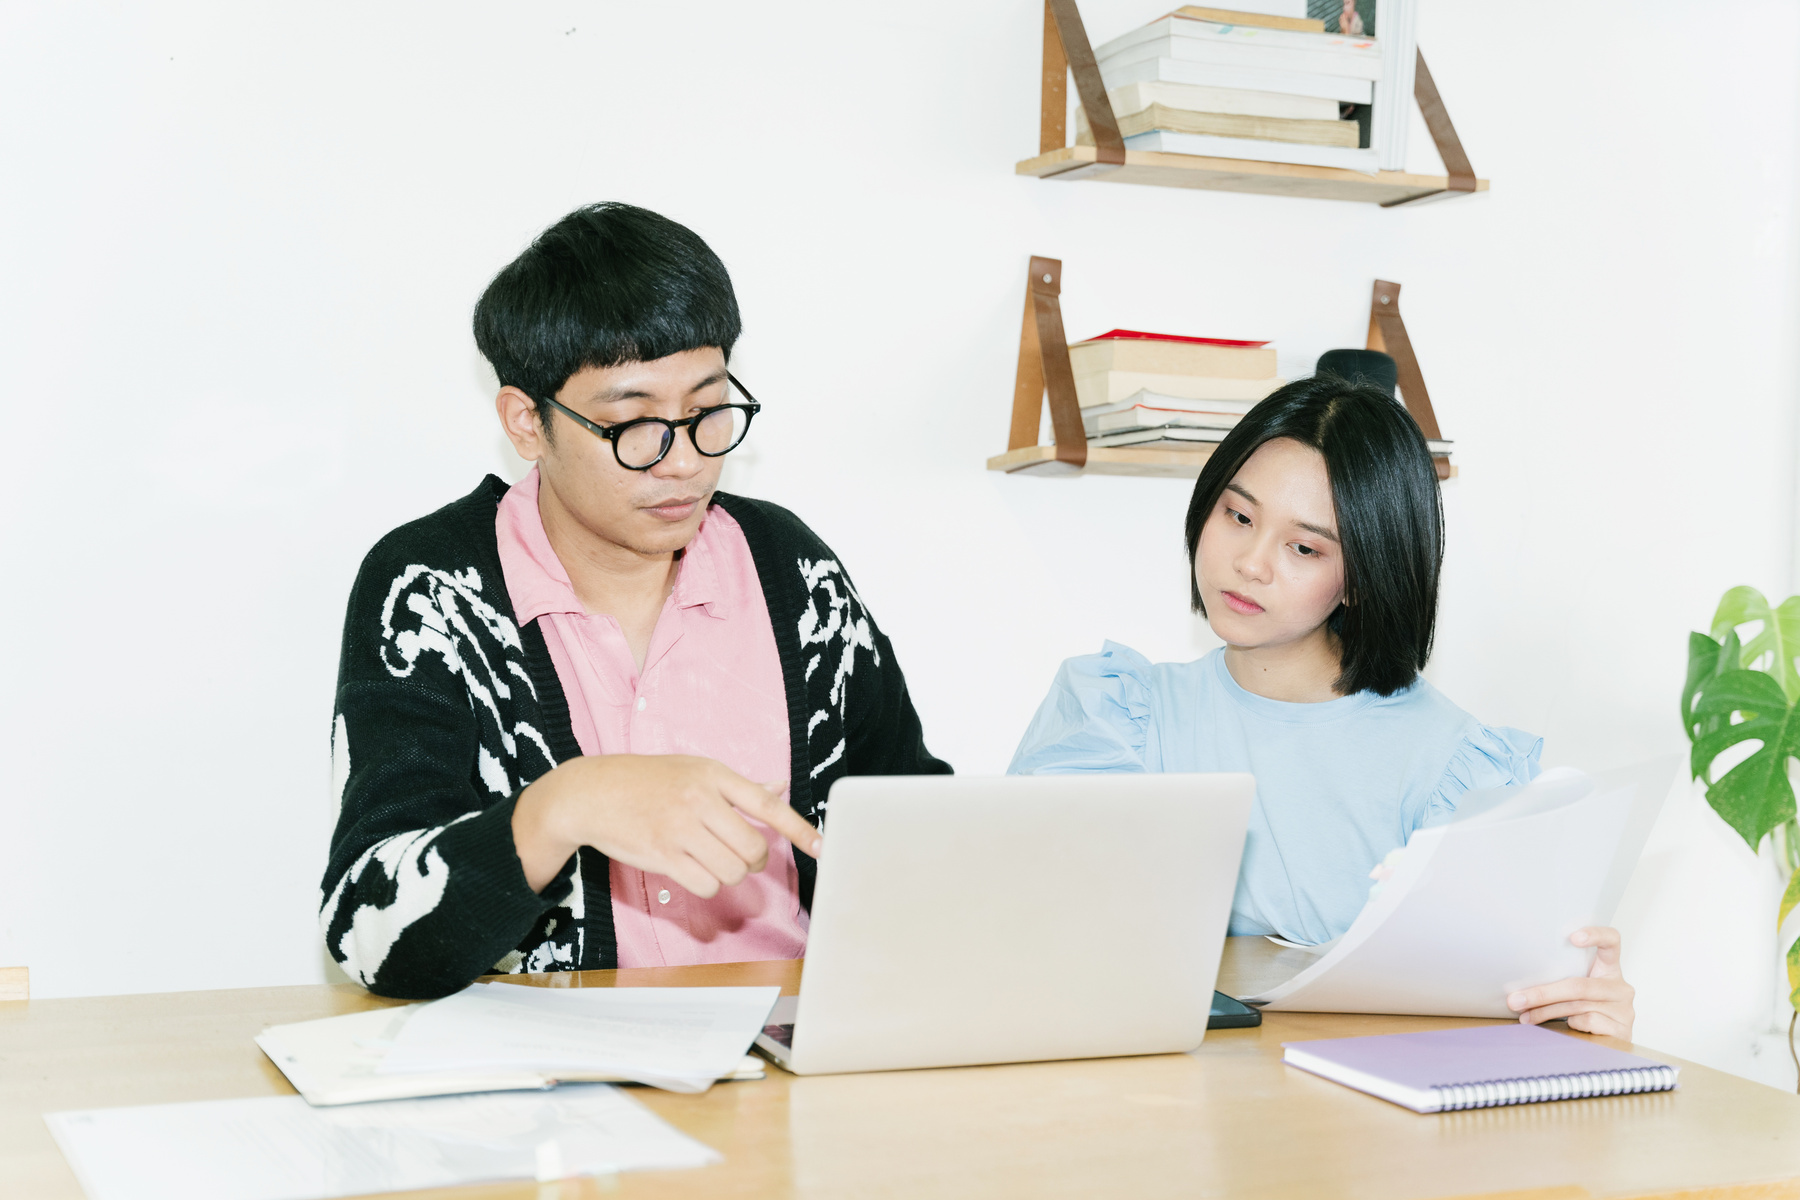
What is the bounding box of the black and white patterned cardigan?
[321,475,949,999]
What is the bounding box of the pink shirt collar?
[498,467,729,626]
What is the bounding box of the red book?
[1082,328,1270,349]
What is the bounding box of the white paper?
[45,1084,719,1200]
[379,984,780,1094]
[255,1005,763,1106]
[1245,761,1671,1018]
[256,1006,551,1107]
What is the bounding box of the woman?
[1010,375,1636,1038]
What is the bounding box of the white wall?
[4,0,1799,1085]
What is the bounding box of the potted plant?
[1683,586,1800,1084]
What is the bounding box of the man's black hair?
[472,202,741,432]
[1183,375,1444,697]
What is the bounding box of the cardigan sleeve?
[840,611,953,780]
[793,553,951,785]
[320,533,572,999]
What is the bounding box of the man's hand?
[1506,926,1635,1040]
[510,754,822,896]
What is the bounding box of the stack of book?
[1071,329,1281,451]
[1076,2,1418,173]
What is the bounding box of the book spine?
[1101,56,1373,104]
[1101,16,1372,57]
[1430,1066,1679,1112]
[1123,130,1379,173]
[1099,35,1383,82]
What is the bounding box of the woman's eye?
[1228,509,1250,526]
[1292,543,1318,557]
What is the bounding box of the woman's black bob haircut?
[1183,374,1444,698]
[472,202,741,430]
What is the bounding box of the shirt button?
[657,888,671,905]
[636,697,647,712]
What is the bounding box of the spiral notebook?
[1283,1024,1679,1113]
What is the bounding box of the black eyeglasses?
[540,373,761,471]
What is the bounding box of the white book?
[1090,426,1233,449]
[1106,80,1340,122]
[1097,23,1382,83]
[1124,128,1379,173]
[1086,406,1244,437]
[1074,372,1282,411]
[1208,0,1307,16]
[1100,55,1373,105]
[1371,0,1418,170]
[1084,387,1273,418]
[1098,16,1384,67]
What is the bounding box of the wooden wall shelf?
[987,442,1219,479]
[988,259,1457,482]
[986,441,1459,480]
[1017,146,1488,207]
[1027,0,1487,207]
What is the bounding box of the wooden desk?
[4,941,1798,1200]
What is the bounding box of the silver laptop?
[754,772,1254,1075]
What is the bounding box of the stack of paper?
[258,983,778,1105]
[380,983,779,1093]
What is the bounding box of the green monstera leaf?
[1684,629,1740,741]
[1711,586,1800,703]
[1689,667,1800,850]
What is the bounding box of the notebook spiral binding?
[1431,1065,1679,1112]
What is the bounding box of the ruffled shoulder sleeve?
[1419,723,1544,827]
[1008,641,1158,774]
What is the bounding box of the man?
[321,202,949,999]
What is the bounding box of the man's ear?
[496,386,548,461]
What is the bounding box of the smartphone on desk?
[1209,991,1261,1029]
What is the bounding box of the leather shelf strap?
[1042,0,1125,175]
[1010,256,1087,468]
[1365,279,1450,481]
[1384,49,1479,208]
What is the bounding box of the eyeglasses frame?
[537,372,761,471]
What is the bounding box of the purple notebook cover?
[1284,1024,1663,1087]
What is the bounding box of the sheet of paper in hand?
[1242,760,1671,1018]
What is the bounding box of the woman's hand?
[1505,926,1635,1040]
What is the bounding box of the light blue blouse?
[1008,642,1542,945]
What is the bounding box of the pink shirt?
[495,468,808,968]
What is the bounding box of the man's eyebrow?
[589,371,728,404]
[590,384,653,403]
[1296,520,1341,544]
